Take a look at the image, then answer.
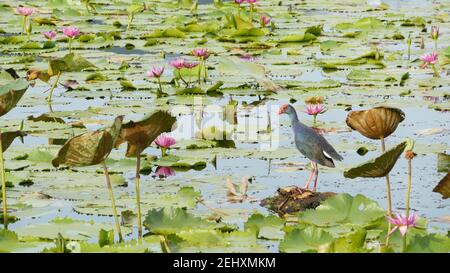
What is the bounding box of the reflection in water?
[154,166,176,178]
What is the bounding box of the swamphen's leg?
[312,163,319,192]
[304,161,315,189]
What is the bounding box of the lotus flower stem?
[47,72,61,103]
[381,136,393,246]
[102,161,123,242]
[434,40,438,52]
[403,150,414,252]
[161,147,167,157]
[157,77,163,94]
[431,64,440,78]
[22,16,27,36]
[135,155,142,239]
[0,133,8,229]
[68,38,73,54]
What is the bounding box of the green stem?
[203,60,208,82]
[381,136,393,247]
[135,155,142,239]
[0,132,8,229]
[47,72,61,103]
[431,64,440,78]
[177,70,188,87]
[102,161,123,242]
[22,16,27,36]
[161,147,167,157]
[434,39,438,52]
[157,77,163,93]
[402,158,412,252]
[68,38,73,54]
[250,4,254,22]
[197,58,202,84]
[313,115,317,126]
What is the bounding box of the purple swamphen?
[278,104,343,192]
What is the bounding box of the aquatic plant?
[15,6,35,38]
[304,104,327,126]
[431,26,439,51]
[192,48,210,83]
[387,213,418,237]
[154,134,176,157]
[260,15,270,28]
[0,72,29,229]
[52,116,124,241]
[62,26,80,54]
[146,66,165,95]
[126,4,145,31]
[420,52,439,77]
[43,30,56,40]
[346,106,405,245]
[114,111,176,238]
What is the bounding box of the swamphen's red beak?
[278,104,288,115]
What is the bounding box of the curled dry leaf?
[433,172,450,199]
[114,110,176,157]
[346,106,405,140]
[52,116,124,167]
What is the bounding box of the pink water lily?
[155,166,175,178]
[155,134,176,148]
[305,104,327,116]
[260,15,271,27]
[169,58,186,69]
[43,30,57,40]
[235,0,245,3]
[192,48,210,60]
[387,213,418,237]
[147,66,164,78]
[246,0,258,3]
[62,26,80,39]
[16,7,35,16]
[184,61,199,69]
[420,51,438,68]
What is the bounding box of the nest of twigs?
[260,186,336,216]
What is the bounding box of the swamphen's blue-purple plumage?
[279,104,343,191]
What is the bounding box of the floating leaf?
[279,226,334,253]
[1,131,26,152]
[299,193,386,227]
[344,141,407,179]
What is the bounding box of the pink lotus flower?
[420,51,438,68]
[431,26,439,40]
[155,166,175,178]
[192,48,210,60]
[169,58,186,69]
[154,134,176,148]
[16,7,35,16]
[260,15,271,27]
[184,61,198,69]
[43,30,57,40]
[235,0,245,4]
[305,104,327,116]
[246,0,258,3]
[62,26,80,39]
[146,66,164,78]
[387,213,418,237]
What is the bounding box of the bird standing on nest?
[278,104,343,192]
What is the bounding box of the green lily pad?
[279,226,334,253]
[299,193,386,228]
